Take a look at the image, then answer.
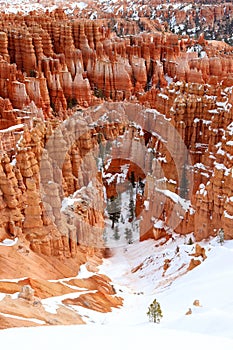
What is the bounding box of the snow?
[0,238,18,246]
[156,188,191,211]
[0,124,24,133]
[164,75,173,86]
[224,210,233,219]
[153,219,164,228]
[227,122,233,135]
[144,200,149,211]
[1,324,233,350]
[217,147,225,155]
[216,101,229,109]
[1,237,233,349]
[226,140,233,146]
[42,290,93,315]
[76,263,94,279]
[1,236,233,349]
[214,162,228,173]
[200,51,207,58]
[158,93,169,100]
[199,183,208,196]
[0,0,55,14]
[103,187,140,248]
[208,109,219,114]
[76,2,87,10]
[10,158,17,166]
[96,237,233,341]
[0,312,45,325]
[61,195,81,211]
[0,0,232,346]
[183,4,193,12]
[194,163,207,170]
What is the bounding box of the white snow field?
[1,236,233,349]
[1,324,233,350]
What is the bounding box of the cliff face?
[0,1,233,330]
[0,10,232,118]
[140,82,233,240]
[0,8,232,265]
[0,11,229,113]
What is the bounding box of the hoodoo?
[0,0,233,332]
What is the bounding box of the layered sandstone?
[0,9,232,122]
[0,0,232,331]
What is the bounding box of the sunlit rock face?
[0,3,232,267]
[0,7,233,119]
[0,0,233,330]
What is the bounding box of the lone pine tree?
[113,225,120,240]
[125,227,133,244]
[107,196,121,229]
[217,228,224,245]
[147,299,163,323]
[129,198,135,221]
[180,163,189,199]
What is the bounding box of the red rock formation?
[0,1,233,331]
[0,5,232,283]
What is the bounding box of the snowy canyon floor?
[1,235,233,349]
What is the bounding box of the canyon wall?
[0,8,232,264]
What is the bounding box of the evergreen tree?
[217,228,224,245]
[113,225,120,240]
[138,177,145,194]
[105,140,111,155]
[180,163,189,199]
[129,171,136,188]
[125,227,133,244]
[187,237,193,245]
[147,299,163,323]
[107,196,121,229]
[98,142,105,170]
[129,198,135,221]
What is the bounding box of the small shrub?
[94,87,105,99]
[97,132,102,144]
[187,237,193,245]
[67,97,77,109]
[125,227,133,244]
[113,226,120,240]
[147,299,163,323]
[29,69,37,78]
[217,228,224,245]
[50,101,55,112]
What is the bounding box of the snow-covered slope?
[1,236,233,349]
[98,236,233,337]
[1,323,233,350]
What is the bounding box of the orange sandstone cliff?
[0,2,232,328]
